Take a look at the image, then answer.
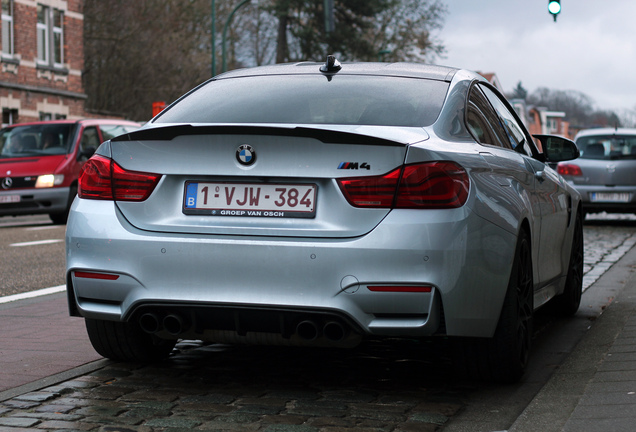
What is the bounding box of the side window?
[465,85,510,149]
[79,126,100,157]
[481,85,533,156]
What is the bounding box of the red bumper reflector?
[74,271,120,281]
[367,286,432,293]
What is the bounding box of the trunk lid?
[574,159,636,187]
[109,125,423,238]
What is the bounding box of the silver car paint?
[65,65,580,342]
[67,194,514,338]
[566,128,636,213]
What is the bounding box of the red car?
[0,119,139,224]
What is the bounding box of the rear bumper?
[570,183,636,214]
[66,198,516,340]
[0,187,69,216]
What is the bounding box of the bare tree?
[527,87,623,128]
[83,0,448,120]
[84,0,211,121]
[617,108,636,128]
[263,0,447,62]
[371,0,447,63]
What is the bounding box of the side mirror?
[533,134,580,162]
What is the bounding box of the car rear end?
[558,128,636,215]
[66,64,515,350]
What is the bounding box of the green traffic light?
[548,1,561,15]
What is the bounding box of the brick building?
[0,0,86,126]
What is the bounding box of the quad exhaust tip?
[139,312,189,336]
[296,320,348,342]
[139,312,349,343]
[139,313,161,334]
[163,314,188,336]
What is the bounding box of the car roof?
[214,61,462,82]
[575,128,636,139]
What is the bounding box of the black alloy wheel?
[486,229,534,383]
[452,230,534,383]
[551,210,583,316]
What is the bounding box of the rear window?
[154,75,449,127]
[0,124,74,158]
[576,134,636,160]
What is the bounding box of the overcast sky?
[436,0,635,112]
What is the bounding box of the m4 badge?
[338,162,371,170]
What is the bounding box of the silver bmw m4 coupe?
[66,58,583,382]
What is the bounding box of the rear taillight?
[338,161,469,209]
[78,154,161,201]
[557,163,583,177]
[337,167,401,207]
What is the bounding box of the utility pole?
[324,0,334,33]
[211,0,216,76]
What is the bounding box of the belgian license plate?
[183,182,317,218]
[590,192,631,203]
[0,195,20,204]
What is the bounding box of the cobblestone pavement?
[0,215,635,432]
[582,214,636,290]
[0,341,461,432]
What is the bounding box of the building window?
[53,8,63,65]
[3,108,18,126]
[1,0,14,58]
[37,5,49,64]
[39,112,66,121]
[37,4,64,68]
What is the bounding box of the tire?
[551,211,583,316]
[49,211,68,225]
[49,185,77,225]
[85,318,176,362]
[453,230,533,383]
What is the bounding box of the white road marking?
[0,285,66,304]
[10,239,64,247]
[25,226,62,231]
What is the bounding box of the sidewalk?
[510,240,636,432]
[0,292,104,400]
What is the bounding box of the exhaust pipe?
[163,314,188,336]
[296,320,319,341]
[323,321,347,342]
[139,313,161,334]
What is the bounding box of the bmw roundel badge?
[236,144,256,166]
